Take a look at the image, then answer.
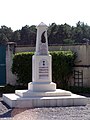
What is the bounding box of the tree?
[0,33,8,44]
[71,22,82,43]
[12,30,21,43]
[0,26,13,42]
[48,23,57,45]
[29,25,36,46]
[20,25,30,44]
[0,21,90,45]
[20,25,36,45]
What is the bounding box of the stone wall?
[7,44,90,87]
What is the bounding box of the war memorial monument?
[3,22,87,108]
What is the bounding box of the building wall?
[7,44,90,87]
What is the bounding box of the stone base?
[15,89,72,97]
[28,82,56,92]
[3,89,87,108]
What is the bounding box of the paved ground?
[0,96,90,120]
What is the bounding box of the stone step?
[3,93,87,108]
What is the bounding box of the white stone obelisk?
[35,22,48,55]
[28,22,56,92]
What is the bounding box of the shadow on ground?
[0,101,12,118]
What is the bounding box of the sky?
[0,0,90,31]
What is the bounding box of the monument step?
[3,93,87,108]
[15,89,72,97]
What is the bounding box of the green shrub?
[0,84,28,95]
[12,51,76,88]
[0,84,15,94]
[66,86,90,94]
[12,52,34,86]
[50,51,76,88]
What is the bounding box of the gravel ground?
[0,97,12,120]
[0,97,90,120]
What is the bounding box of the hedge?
[12,51,76,88]
[51,51,76,88]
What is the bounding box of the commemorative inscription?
[39,59,49,79]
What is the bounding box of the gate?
[0,45,6,85]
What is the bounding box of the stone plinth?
[28,82,56,92]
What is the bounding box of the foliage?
[12,52,34,86]
[0,84,90,95]
[66,86,90,94]
[63,39,75,44]
[19,25,36,45]
[12,51,76,88]
[0,84,27,95]
[0,26,13,44]
[12,30,21,42]
[0,21,90,45]
[50,51,76,88]
[0,84,15,94]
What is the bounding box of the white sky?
[0,0,90,31]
